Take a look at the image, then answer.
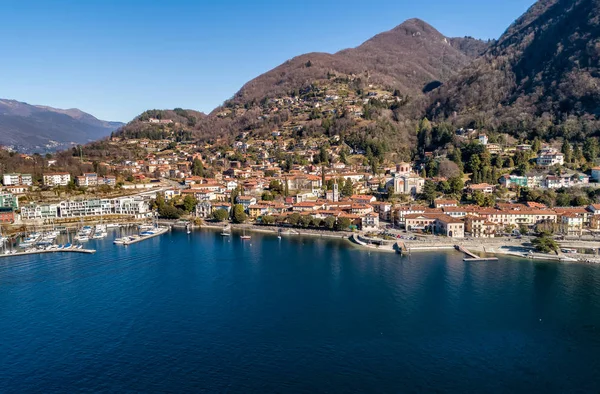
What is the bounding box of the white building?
[536,150,564,166]
[3,173,32,186]
[20,197,149,221]
[43,173,71,187]
[20,203,59,220]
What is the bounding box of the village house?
[434,199,458,209]
[292,201,324,212]
[248,204,270,219]
[361,212,380,231]
[536,149,564,167]
[4,185,29,195]
[0,207,15,223]
[468,183,496,194]
[350,195,377,204]
[236,195,257,211]
[559,213,584,236]
[404,213,464,238]
[464,216,497,238]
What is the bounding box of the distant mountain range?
[0,99,123,153]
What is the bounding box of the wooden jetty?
[0,248,96,259]
[455,245,498,262]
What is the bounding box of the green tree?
[261,191,274,201]
[573,195,590,206]
[158,204,181,219]
[269,180,284,195]
[561,140,573,164]
[335,217,352,231]
[421,180,437,205]
[191,158,204,176]
[555,192,571,207]
[324,216,336,229]
[437,180,451,194]
[261,215,275,225]
[472,190,485,206]
[532,235,559,253]
[532,138,542,153]
[182,195,198,213]
[583,138,598,163]
[288,212,301,226]
[519,224,529,236]
[448,176,464,195]
[300,215,313,228]
[311,217,323,227]
[342,178,353,196]
[232,204,247,223]
[212,208,229,222]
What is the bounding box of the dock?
[455,245,499,262]
[0,248,96,259]
[395,241,408,254]
[119,226,169,246]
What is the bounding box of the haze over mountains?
[0,99,123,153]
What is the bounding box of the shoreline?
[196,222,598,264]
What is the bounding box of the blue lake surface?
[1,229,600,393]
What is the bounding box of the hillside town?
[3,122,600,249]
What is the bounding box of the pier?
[118,226,169,246]
[455,245,498,262]
[0,248,96,259]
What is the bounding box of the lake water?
[1,229,600,393]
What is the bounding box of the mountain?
[430,0,600,137]
[231,19,488,106]
[0,99,124,153]
[111,19,491,161]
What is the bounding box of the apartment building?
[43,172,71,187]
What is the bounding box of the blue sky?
[0,0,535,122]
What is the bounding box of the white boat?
[20,233,41,248]
[240,228,251,240]
[106,223,120,229]
[113,238,125,245]
[75,236,89,242]
[92,231,108,239]
[221,224,231,236]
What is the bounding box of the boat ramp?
[455,245,498,262]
